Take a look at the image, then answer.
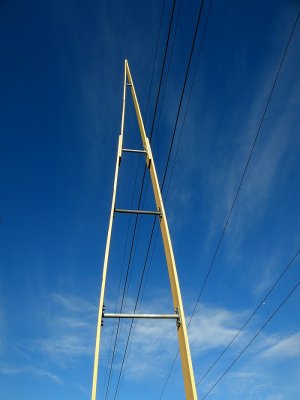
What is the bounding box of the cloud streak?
[33,293,97,363]
[260,331,300,360]
[0,364,62,384]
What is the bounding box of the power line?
[138,0,178,213]
[149,0,177,141]
[119,0,170,312]
[114,224,161,400]
[102,1,168,394]
[158,0,214,397]
[187,9,300,326]
[103,184,147,400]
[202,280,300,399]
[112,0,212,396]
[137,9,213,396]
[158,8,300,398]
[151,0,183,151]
[109,1,181,396]
[101,158,140,398]
[111,1,209,397]
[161,0,205,188]
[144,0,166,124]
[113,221,157,400]
[197,247,300,385]
[164,0,213,198]
[141,0,183,208]
[104,2,178,398]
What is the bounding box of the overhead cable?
[113,0,211,397]
[202,280,300,398]
[161,0,205,188]
[105,1,178,398]
[197,248,300,384]
[158,8,300,399]
[144,0,167,124]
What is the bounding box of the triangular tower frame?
[91,60,198,400]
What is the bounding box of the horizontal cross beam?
[114,208,161,216]
[122,148,147,154]
[103,313,178,319]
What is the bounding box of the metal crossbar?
[114,208,161,216]
[103,313,178,319]
[122,148,146,154]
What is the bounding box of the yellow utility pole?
[91,60,198,400]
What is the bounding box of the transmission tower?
[91,60,198,400]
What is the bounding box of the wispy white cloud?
[1,292,98,388]
[253,253,281,296]
[223,113,293,254]
[33,293,97,363]
[260,331,300,360]
[0,364,62,384]
[123,319,175,378]
[205,328,300,399]
[107,291,300,400]
[7,289,298,398]
[188,304,243,353]
[105,299,245,380]
[51,292,96,314]
[222,369,270,398]
[37,333,92,358]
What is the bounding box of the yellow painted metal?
[91,64,127,400]
[91,60,198,400]
[126,60,198,399]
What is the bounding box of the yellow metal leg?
[126,61,198,400]
[91,63,127,400]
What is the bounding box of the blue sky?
[0,0,300,399]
